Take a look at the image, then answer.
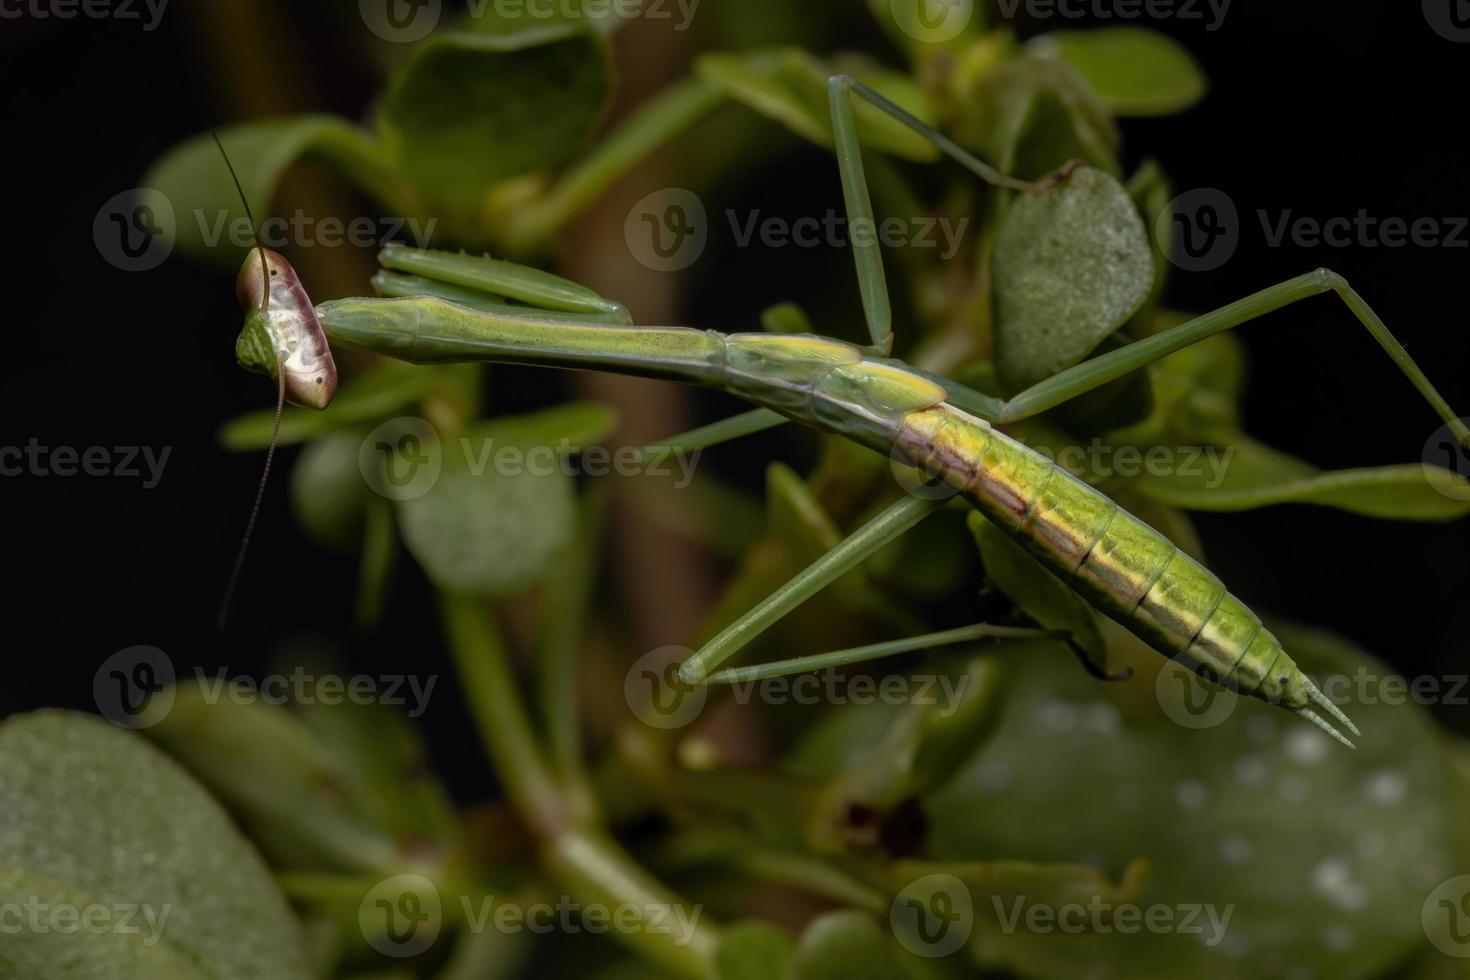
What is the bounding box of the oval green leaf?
[379,27,612,216]
[1131,430,1470,521]
[993,167,1153,391]
[0,711,314,979]
[696,49,940,162]
[1032,28,1208,117]
[144,116,394,269]
[924,626,1459,978]
[396,410,602,595]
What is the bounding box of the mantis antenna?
[206,123,283,630]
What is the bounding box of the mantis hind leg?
[825,74,1063,356]
[638,75,1044,455]
[997,268,1469,453]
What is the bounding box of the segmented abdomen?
[712,333,1307,708]
[897,403,1306,707]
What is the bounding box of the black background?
[2,2,1467,782]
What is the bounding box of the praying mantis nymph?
[220,76,1470,749]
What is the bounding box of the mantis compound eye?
[234,248,338,410]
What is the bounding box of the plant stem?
[441,593,566,835]
[440,591,719,977]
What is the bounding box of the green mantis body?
[228,76,1470,750]
[293,245,1355,745]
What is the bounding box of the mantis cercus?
[223,75,1470,750]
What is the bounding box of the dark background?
[2,2,1467,779]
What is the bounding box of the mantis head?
[235,247,338,410]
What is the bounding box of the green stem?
[538,494,604,819]
[504,76,726,251]
[441,593,566,834]
[544,828,720,976]
[440,592,719,977]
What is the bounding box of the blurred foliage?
[8,4,1466,980]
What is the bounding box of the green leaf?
[800,657,1003,850]
[1131,430,1470,520]
[396,410,595,594]
[924,626,1460,978]
[961,55,1120,182]
[144,116,394,269]
[993,167,1153,391]
[793,911,918,980]
[761,302,814,334]
[711,920,797,980]
[968,512,1106,665]
[696,49,940,162]
[292,432,372,553]
[887,857,1148,968]
[478,400,619,449]
[140,682,405,874]
[1126,160,1175,312]
[1032,29,1208,117]
[379,27,612,217]
[219,362,446,451]
[0,711,313,979]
